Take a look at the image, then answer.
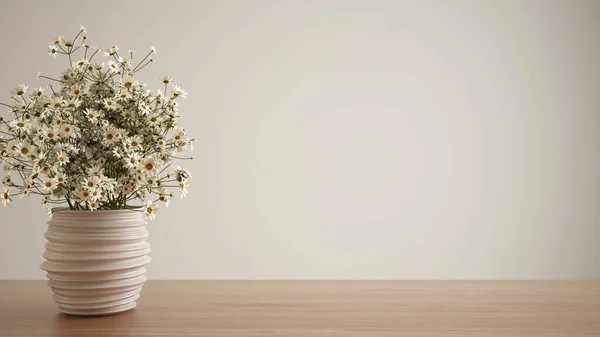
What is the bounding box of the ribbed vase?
[40,209,151,316]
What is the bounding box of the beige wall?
[1,0,599,279]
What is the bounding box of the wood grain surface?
[0,281,599,336]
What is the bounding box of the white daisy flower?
[116,90,132,101]
[89,187,102,201]
[41,177,57,194]
[56,151,69,166]
[98,189,108,201]
[134,166,144,177]
[61,38,74,48]
[10,84,28,98]
[31,87,45,97]
[88,200,100,211]
[127,136,143,150]
[59,123,76,138]
[138,101,151,115]
[100,176,116,192]
[50,97,64,110]
[55,173,66,185]
[173,166,192,182]
[48,45,58,57]
[144,176,158,187]
[121,182,135,195]
[70,86,84,97]
[158,188,173,207]
[160,76,173,84]
[120,75,138,89]
[107,60,120,74]
[118,56,132,68]
[82,176,102,189]
[178,138,194,152]
[73,58,89,68]
[104,127,120,144]
[84,108,102,122]
[88,165,104,177]
[9,119,30,132]
[156,138,166,150]
[143,200,158,220]
[112,147,124,158]
[20,185,30,198]
[179,179,189,198]
[76,187,92,202]
[4,140,19,155]
[0,187,12,207]
[171,85,188,99]
[16,142,33,157]
[122,109,134,120]
[148,113,163,124]
[125,153,140,169]
[50,36,62,45]
[103,98,119,111]
[65,99,81,109]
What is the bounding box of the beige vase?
[40,209,151,316]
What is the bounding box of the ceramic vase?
[40,209,151,316]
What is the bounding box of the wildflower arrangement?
[0,27,193,219]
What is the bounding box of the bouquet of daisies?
[0,27,193,219]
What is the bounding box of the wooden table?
[1,281,599,336]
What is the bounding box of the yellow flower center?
[145,163,153,171]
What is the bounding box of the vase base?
[59,301,137,316]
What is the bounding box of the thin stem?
[133,51,153,71]
[134,59,153,73]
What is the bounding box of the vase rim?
[52,208,141,213]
